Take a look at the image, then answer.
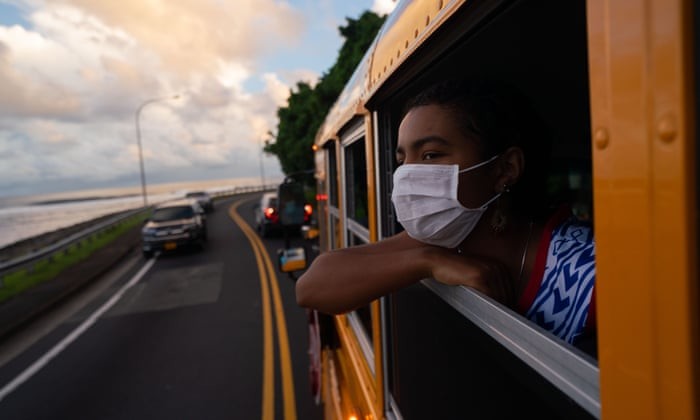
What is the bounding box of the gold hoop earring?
[490,184,510,233]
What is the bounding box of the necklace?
[518,221,534,283]
[455,221,534,275]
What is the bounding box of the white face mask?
[391,156,500,248]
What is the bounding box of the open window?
[371,0,598,418]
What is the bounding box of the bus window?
[325,141,342,250]
[327,141,339,209]
[370,0,597,418]
[341,123,375,361]
[344,137,369,228]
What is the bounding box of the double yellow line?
[229,200,297,420]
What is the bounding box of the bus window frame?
[341,119,370,233]
[422,279,600,417]
[372,82,601,420]
[374,106,602,418]
[324,141,341,250]
[339,118,377,374]
[346,311,375,375]
[346,218,370,244]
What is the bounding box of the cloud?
[49,0,306,76]
[371,0,398,16]
[0,1,389,198]
[0,30,81,118]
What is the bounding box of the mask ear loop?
[457,155,500,174]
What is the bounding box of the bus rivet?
[594,127,609,149]
[658,115,677,143]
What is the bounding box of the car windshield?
[186,192,207,198]
[151,206,194,221]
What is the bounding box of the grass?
[0,212,149,304]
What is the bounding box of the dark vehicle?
[185,191,214,212]
[141,199,207,258]
[255,192,312,238]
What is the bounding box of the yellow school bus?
[307,0,698,418]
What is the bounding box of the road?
[0,194,323,420]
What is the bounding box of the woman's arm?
[296,232,513,314]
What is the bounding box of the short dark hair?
[404,79,552,213]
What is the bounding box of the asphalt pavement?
[0,194,322,420]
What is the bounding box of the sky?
[0,0,398,198]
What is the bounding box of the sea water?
[0,177,278,250]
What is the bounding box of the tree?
[266,11,386,178]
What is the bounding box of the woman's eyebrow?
[395,136,450,156]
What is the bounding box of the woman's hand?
[425,248,515,307]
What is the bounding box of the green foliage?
[266,10,386,179]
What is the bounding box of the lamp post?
[134,95,179,207]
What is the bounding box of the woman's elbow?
[295,271,346,315]
[295,275,314,308]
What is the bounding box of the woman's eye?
[422,152,440,160]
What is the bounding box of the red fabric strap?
[516,206,572,314]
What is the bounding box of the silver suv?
[141,199,207,258]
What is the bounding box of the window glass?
[330,216,341,250]
[152,206,194,221]
[326,143,338,208]
[354,305,373,345]
[341,125,375,353]
[344,138,368,227]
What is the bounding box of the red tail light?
[264,207,278,223]
[303,204,313,222]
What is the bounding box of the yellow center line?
[229,199,297,420]
[229,203,274,420]
[259,234,298,420]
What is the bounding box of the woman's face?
[396,104,498,208]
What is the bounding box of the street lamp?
[134,94,179,207]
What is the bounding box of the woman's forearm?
[295,246,433,314]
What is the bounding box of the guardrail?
[0,207,151,281]
[210,183,278,199]
[0,183,278,282]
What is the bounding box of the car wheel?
[143,250,153,259]
[260,223,269,238]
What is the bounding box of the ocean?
[0,176,280,250]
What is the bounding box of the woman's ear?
[494,147,525,192]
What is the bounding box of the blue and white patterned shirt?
[521,215,596,344]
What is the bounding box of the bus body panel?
[588,0,699,418]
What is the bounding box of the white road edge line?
[0,256,157,402]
